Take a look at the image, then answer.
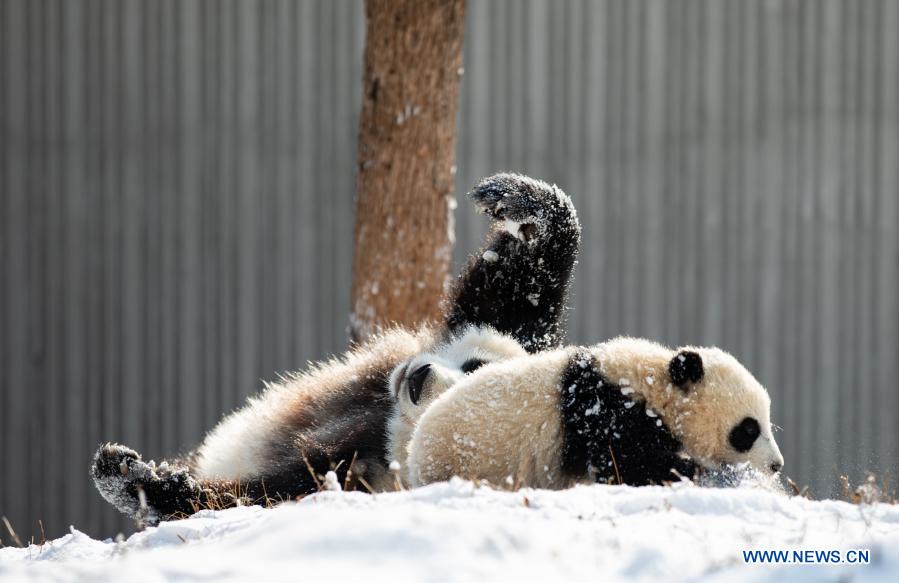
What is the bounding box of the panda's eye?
[461,358,487,374]
[728,417,761,453]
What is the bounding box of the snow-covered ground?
[2,479,898,582]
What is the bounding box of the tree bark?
[350,0,466,343]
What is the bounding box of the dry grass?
[1,515,49,551]
[2,515,23,548]
[786,472,897,505]
[8,463,896,545]
[839,473,897,505]
[164,451,398,523]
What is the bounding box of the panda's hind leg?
[92,443,247,526]
[446,173,581,352]
[469,172,578,244]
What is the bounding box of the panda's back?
[407,349,578,488]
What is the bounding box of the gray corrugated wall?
[1,0,897,541]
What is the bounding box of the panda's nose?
[770,461,783,473]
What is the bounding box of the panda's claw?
[91,443,159,521]
[92,442,203,526]
[469,172,567,225]
[92,443,142,480]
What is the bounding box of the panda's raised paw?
[469,172,569,225]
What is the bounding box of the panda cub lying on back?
[91,173,581,524]
[394,336,784,488]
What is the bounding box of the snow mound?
[3,479,899,582]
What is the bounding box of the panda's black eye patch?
[407,364,431,405]
[728,417,761,453]
[461,358,487,374]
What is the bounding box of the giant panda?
[404,336,784,489]
[385,324,527,474]
[91,172,581,525]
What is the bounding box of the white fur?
[193,327,431,481]
[406,337,784,488]
[591,337,784,473]
[192,385,294,479]
[385,326,527,476]
[406,350,574,488]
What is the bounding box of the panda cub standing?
[396,336,784,488]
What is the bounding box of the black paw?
[92,443,199,525]
[92,443,142,479]
[92,443,157,522]
[469,173,573,227]
[670,456,698,482]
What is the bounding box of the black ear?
[669,351,704,388]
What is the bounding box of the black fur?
[445,174,581,353]
[92,444,205,522]
[406,364,431,405]
[668,351,704,387]
[559,349,696,486]
[460,358,487,374]
[92,172,582,525]
[94,367,397,521]
[93,444,320,520]
[263,364,398,493]
[728,417,760,453]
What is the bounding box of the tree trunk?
[350,0,466,343]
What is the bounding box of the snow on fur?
[3,480,899,582]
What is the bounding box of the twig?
[840,475,851,501]
[608,445,622,485]
[2,516,23,548]
[356,475,375,494]
[302,455,323,491]
[344,452,359,491]
[260,479,273,508]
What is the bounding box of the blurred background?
[2,0,898,540]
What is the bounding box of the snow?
[322,471,342,492]
[3,480,898,582]
[504,218,526,240]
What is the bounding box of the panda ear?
[669,351,704,388]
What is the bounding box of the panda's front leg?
[610,443,698,486]
[445,173,581,352]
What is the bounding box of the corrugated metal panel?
[1,0,897,541]
[454,0,899,504]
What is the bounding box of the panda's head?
[389,326,527,419]
[662,346,784,476]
